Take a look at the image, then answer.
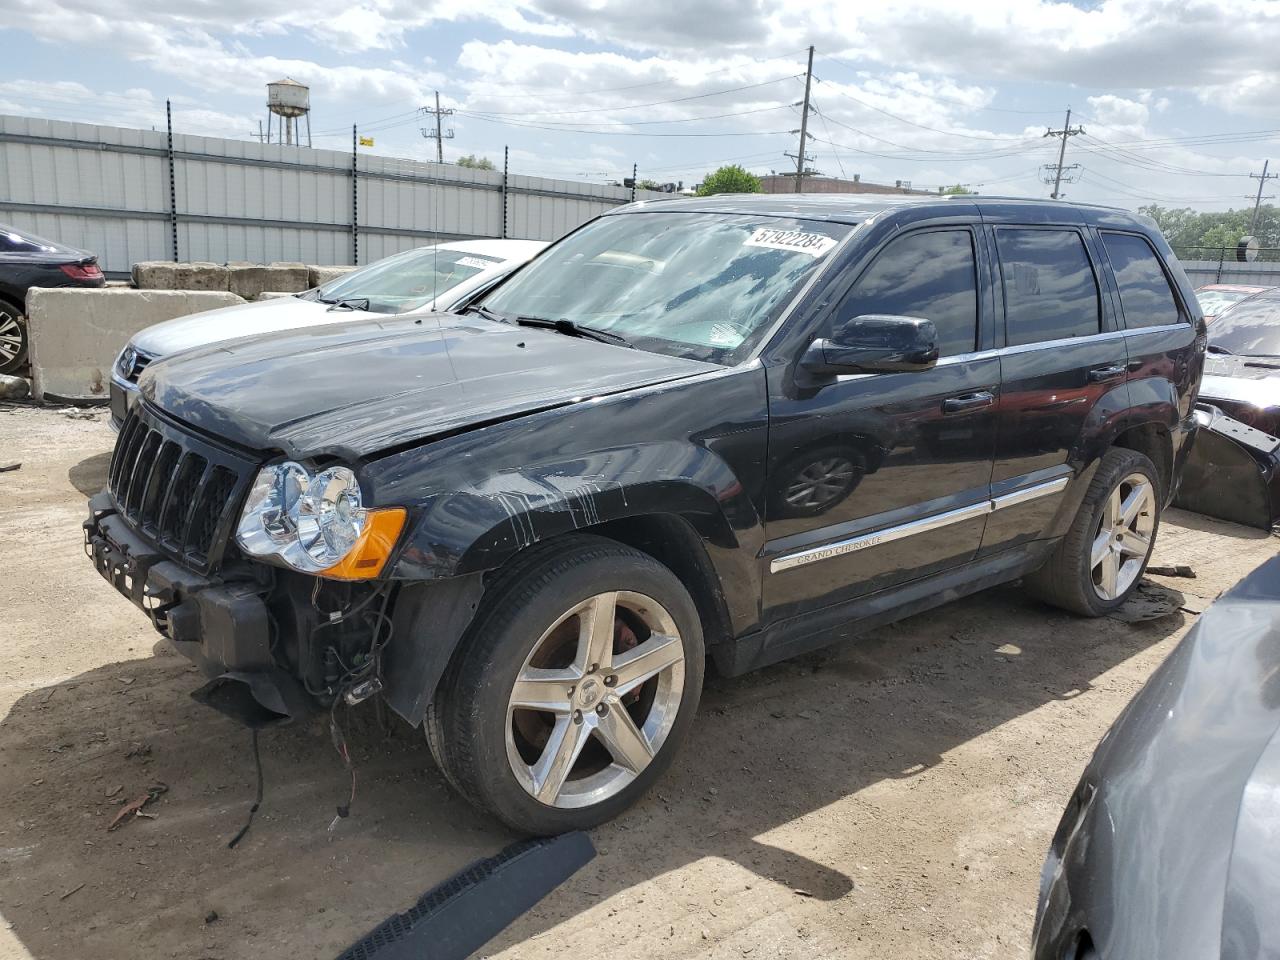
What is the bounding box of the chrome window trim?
[933,321,1189,367]
[768,475,1070,573]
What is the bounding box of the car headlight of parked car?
[116,344,137,378]
[236,461,405,580]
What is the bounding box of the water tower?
[266,78,311,147]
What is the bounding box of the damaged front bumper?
[84,490,310,721]
[1173,405,1280,530]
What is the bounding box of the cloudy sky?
[3,0,1279,210]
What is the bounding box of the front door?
[762,226,999,622]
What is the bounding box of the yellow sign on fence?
[358,136,374,147]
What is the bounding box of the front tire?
[426,535,704,834]
[1024,448,1161,616]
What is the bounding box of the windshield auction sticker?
[744,228,838,257]
[457,256,497,270]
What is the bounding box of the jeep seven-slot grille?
[107,406,252,573]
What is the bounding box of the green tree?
[456,154,496,170]
[939,184,974,195]
[696,164,762,197]
[1138,204,1279,251]
[636,178,664,191]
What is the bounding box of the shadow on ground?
[66,451,112,498]
[0,566,1191,960]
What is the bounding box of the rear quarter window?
[996,228,1101,347]
[1102,232,1183,329]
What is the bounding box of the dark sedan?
[0,223,105,373]
[1033,555,1280,960]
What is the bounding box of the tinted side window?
[1102,232,1181,329]
[997,229,1100,346]
[836,230,978,357]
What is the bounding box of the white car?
[109,238,547,427]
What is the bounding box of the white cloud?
[1086,94,1149,131]
[4,0,1279,210]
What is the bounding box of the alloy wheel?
[505,590,685,809]
[1090,472,1155,601]
[0,310,24,368]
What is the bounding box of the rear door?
[980,220,1129,556]
[1097,230,1200,433]
[762,223,999,621]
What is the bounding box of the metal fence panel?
[0,113,667,275]
[1179,259,1280,288]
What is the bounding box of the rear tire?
[1024,448,1161,617]
[0,302,28,375]
[426,535,704,835]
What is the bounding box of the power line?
[817,53,1059,116]
[458,113,794,138]
[809,132,1048,164]
[462,48,812,101]
[810,105,1043,158]
[1076,135,1255,178]
[457,103,794,128]
[816,80,1031,142]
[465,76,801,118]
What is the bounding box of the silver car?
[109,238,546,428]
[1034,554,1280,960]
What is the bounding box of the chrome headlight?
[236,462,368,573]
[116,345,137,378]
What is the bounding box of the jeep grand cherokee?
[85,194,1204,834]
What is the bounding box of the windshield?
[478,212,851,364]
[316,246,502,313]
[1197,288,1258,317]
[1210,295,1280,355]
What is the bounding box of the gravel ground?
[0,402,1275,960]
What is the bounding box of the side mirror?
[800,314,939,376]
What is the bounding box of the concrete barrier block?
[257,291,297,301]
[27,288,244,402]
[228,263,310,299]
[131,261,229,291]
[267,262,311,292]
[308,264,357,288]
[131,261,176,289]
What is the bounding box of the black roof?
[612,192,1141,228]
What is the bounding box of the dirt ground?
[0,402,1275,960]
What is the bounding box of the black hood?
[141,314,715,461]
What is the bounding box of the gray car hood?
[141,313,714,461]
[1069,557,1280,959]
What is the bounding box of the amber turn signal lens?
[320,507,407,581]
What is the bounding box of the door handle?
[942,390,995,414]
[1088,364,1126,383]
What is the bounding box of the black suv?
[86,194,1204,834]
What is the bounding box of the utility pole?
[1248,160,1277,234]
[1043,108,1084,200]
[791,45,815,194]
[421,91,454,163]
[248,120,266,143]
